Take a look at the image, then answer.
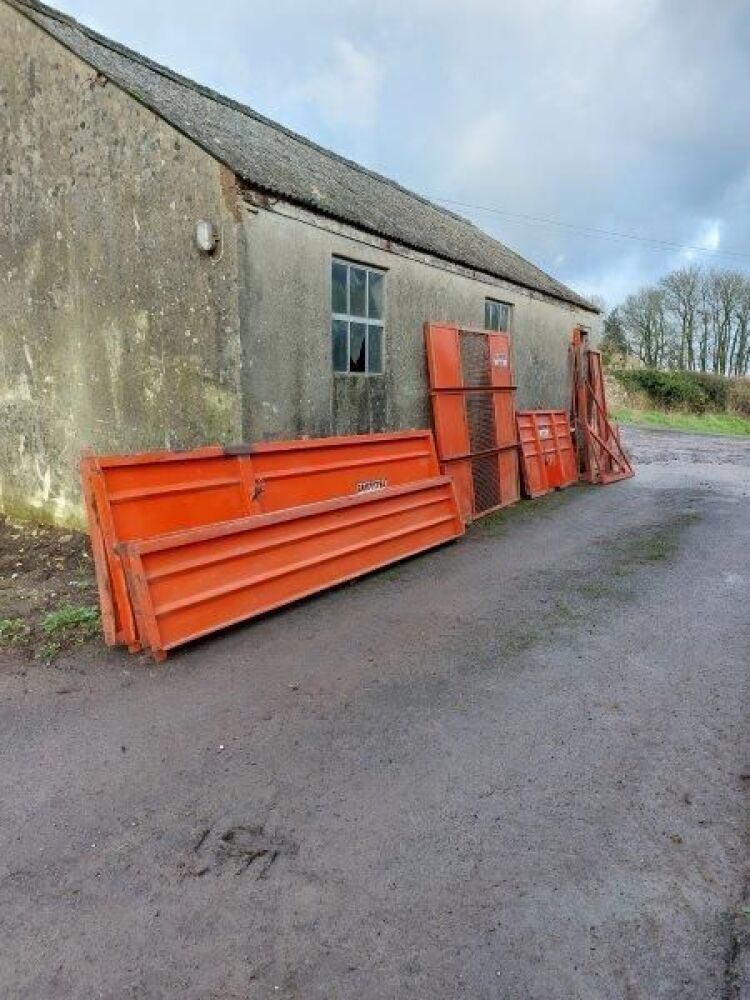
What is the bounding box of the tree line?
[602,266,750,377]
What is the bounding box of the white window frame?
[331,258,385,375]
[484,298,513,333]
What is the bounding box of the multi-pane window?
[331,259,384,374]
[484,299,512,332]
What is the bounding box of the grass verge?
[612,407,750,437]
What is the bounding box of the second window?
[484,298,512,333]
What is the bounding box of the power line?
[432,197,750,262]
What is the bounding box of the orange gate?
[516,411,577,498]
[570,328,634,484]
[81,431,461,657]
[424,323,520,520]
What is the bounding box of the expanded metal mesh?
[465,391,497,453]
[470,454,501,514]
[459,331,491,386]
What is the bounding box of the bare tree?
[660,266,701,370]
[616,268,750,375]
[621,287,669,368]
[709,271,744,374]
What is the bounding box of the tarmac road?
[0,425,748,999]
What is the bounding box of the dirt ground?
[0,514,98,661]
[0,426,748,1000]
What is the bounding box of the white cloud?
[680,219,721,262]
[700,220,721,251]
[289,39,383,129]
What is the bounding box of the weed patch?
[0,618,27,643]
[42,604,100,637]
[34,605,101,663]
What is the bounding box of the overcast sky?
[56,0,750,308]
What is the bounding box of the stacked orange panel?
[80,431,463,660]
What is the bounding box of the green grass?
[38,604,101,662]
[612,407,750,437]
[0,618,26,642]
[42,604,100,637]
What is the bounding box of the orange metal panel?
[492,389,517,449]
[438,459,475,522]
[243,431,439,511]
[425,325,515,391]
[423,324,462,389]
[424,323,520,519]
[497,448,522,508]
[118,477,464,661]
[80,448,253,649]
[516,414,546,498]
[429,394,470,460]
[487,333,513,388]
[546,411,577,489]
[517,411,577,498]
[80,431,443,650]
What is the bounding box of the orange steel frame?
[80,430,454,656]
[516,410,577,499]
[570,327,634,485]
[424,323,520,520]
[117,477,463,662]
[81,445,254,651]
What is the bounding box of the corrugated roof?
[7,0,597,312]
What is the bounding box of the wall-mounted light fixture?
[195,220,219,253]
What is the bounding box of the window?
[331,259,384,374]
[485,299,512,332]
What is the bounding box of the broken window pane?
[350,322,367,372]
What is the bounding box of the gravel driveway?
[1,425,748,999]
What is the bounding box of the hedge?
[611,369,730,413]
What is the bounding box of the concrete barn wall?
[0,4,243,526]
[238,202,596,441]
